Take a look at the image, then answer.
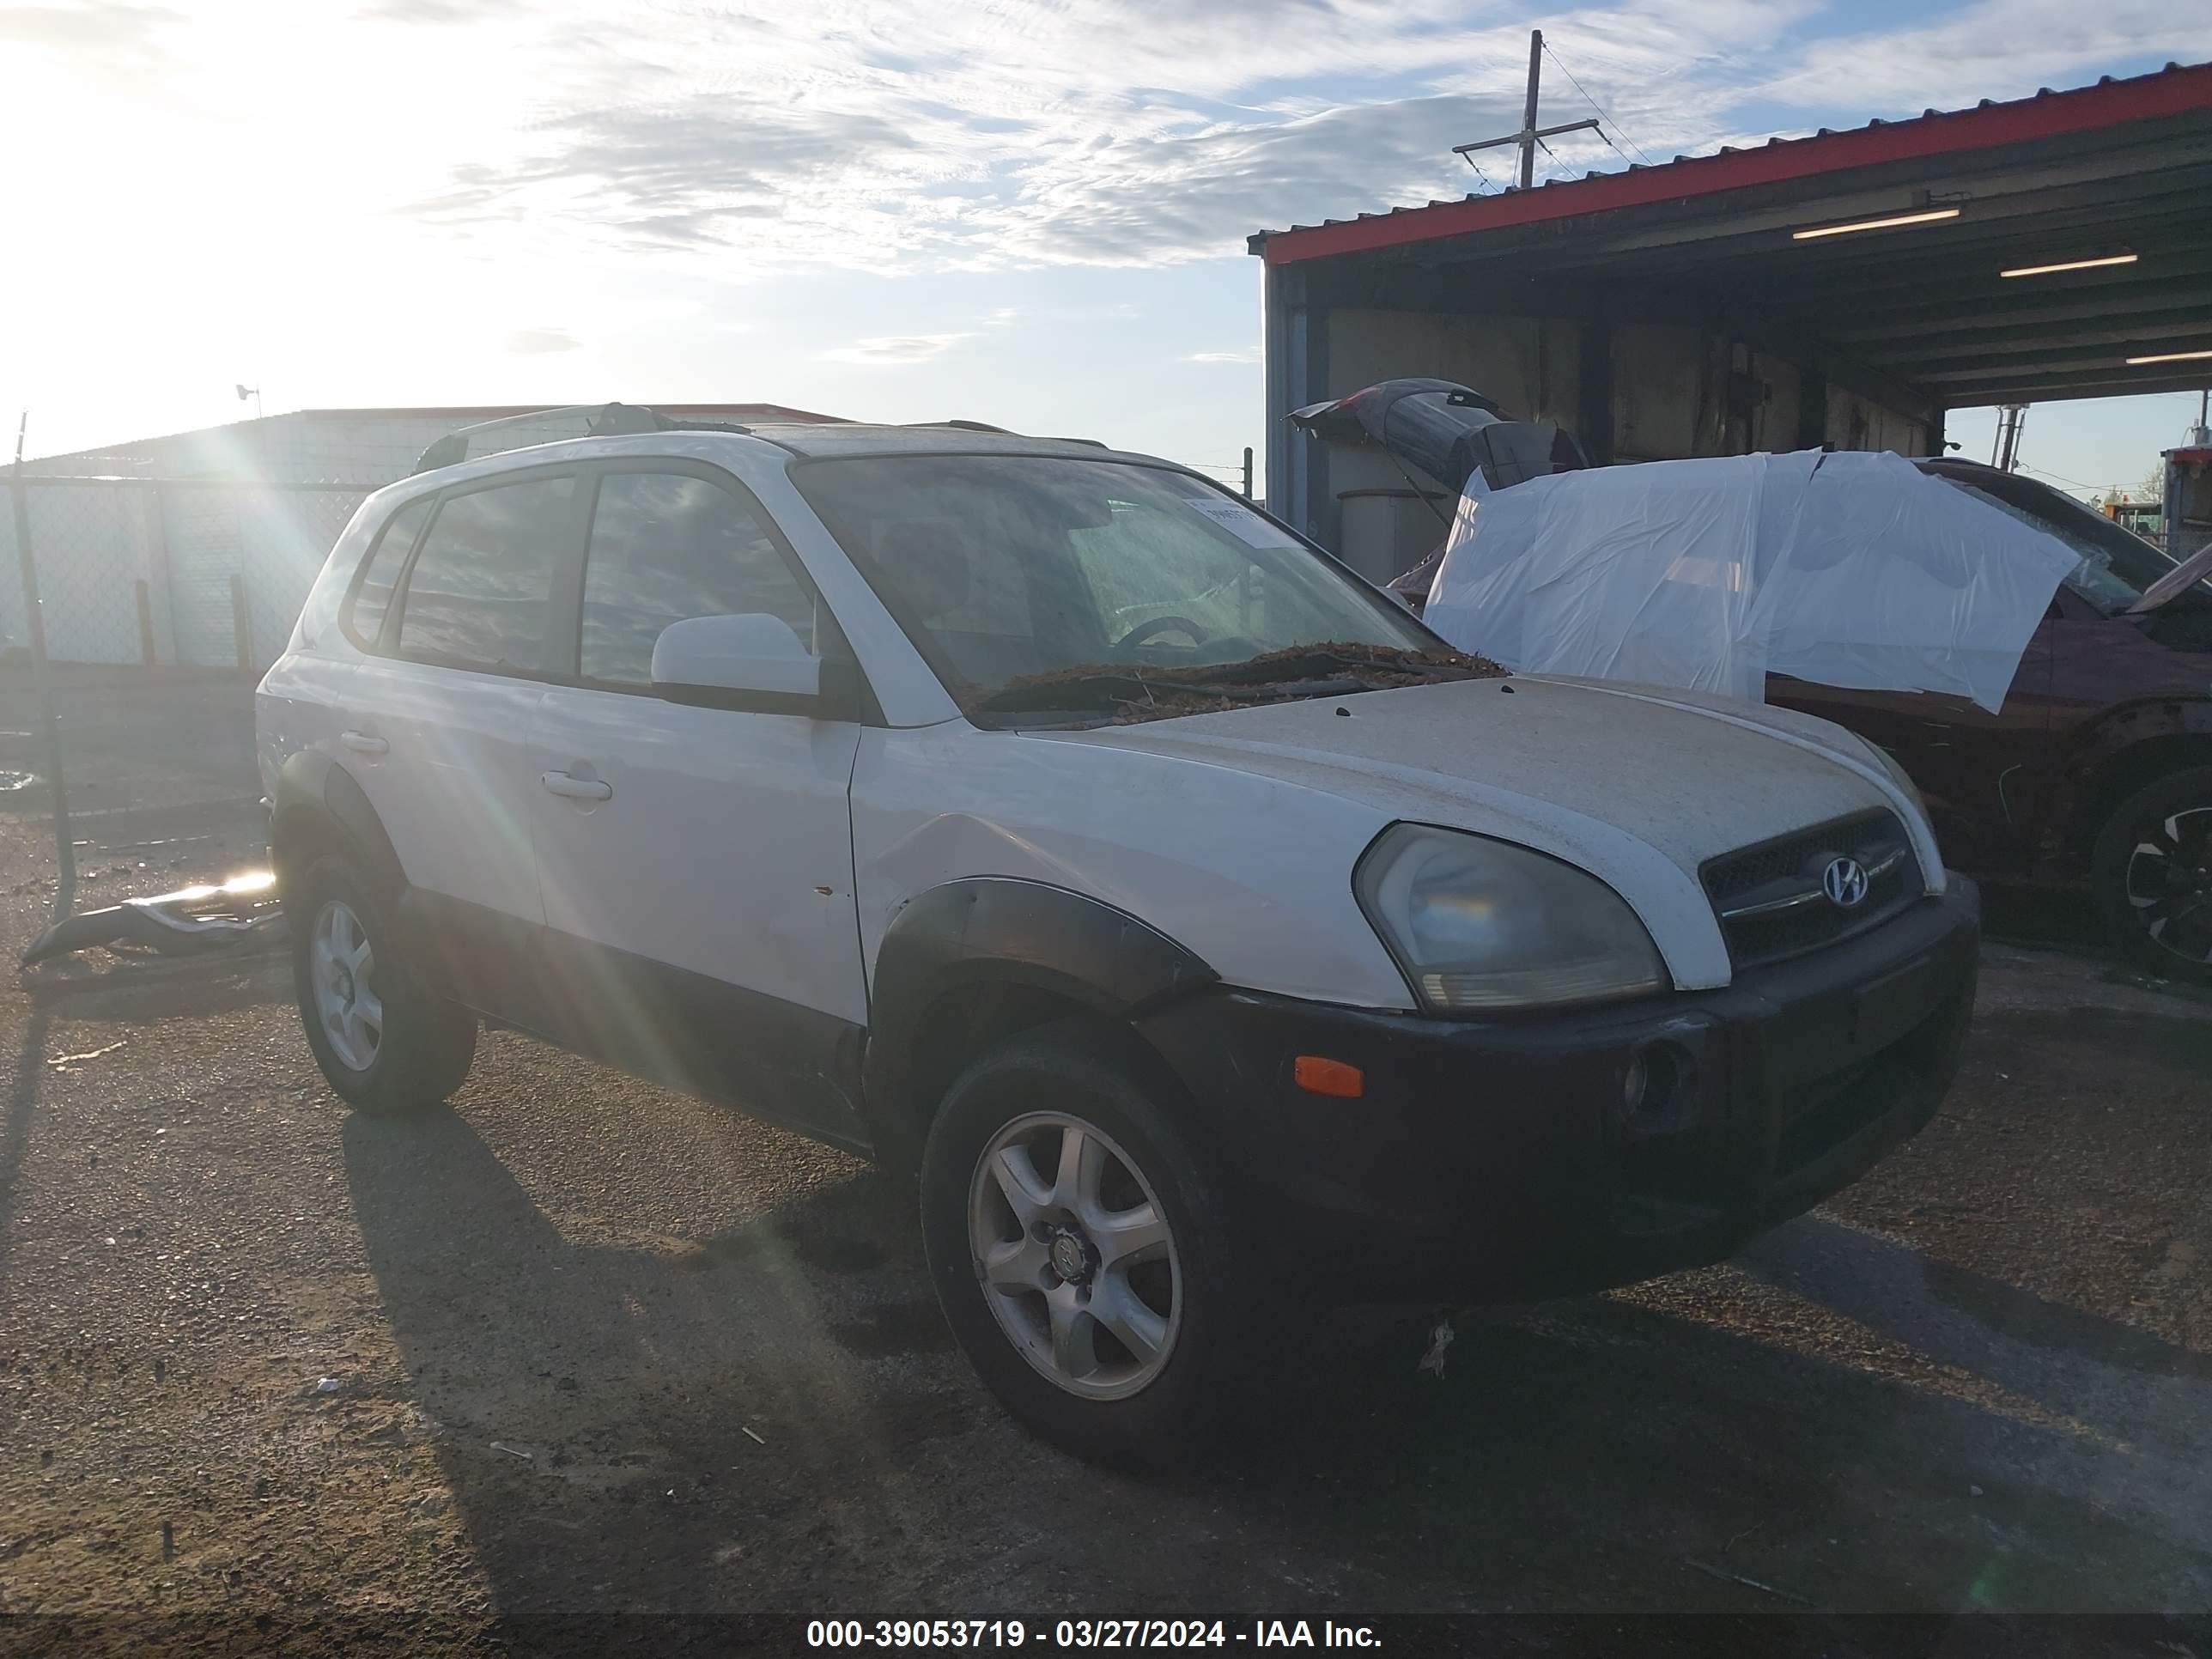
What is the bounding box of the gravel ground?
[0,678,2208,1654]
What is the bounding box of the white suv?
[258,407,1978,1466]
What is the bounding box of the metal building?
[1251,62,2212,581]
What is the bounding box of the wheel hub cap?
[1048,1231,1092,1285]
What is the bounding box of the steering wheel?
[1118,614,1211,648]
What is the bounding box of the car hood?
[1030,673,1935,895]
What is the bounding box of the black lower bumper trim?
[1137,880,1979,1304]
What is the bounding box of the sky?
[1,0,2206,500]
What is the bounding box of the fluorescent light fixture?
[2125,348,2212,366]
[1792,207,1960,241]
[2001,252,2138,279]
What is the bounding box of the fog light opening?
[1623,1042,1684,1129]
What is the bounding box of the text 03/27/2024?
[805,1620,1382,1648]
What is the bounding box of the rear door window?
[344,496,432,650]
[580,471,818,687]
[396,473,580,675]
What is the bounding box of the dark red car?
[1300,387,2212,981]
[1772,460,2212,982]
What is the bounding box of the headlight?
[1353,824,1668,1012]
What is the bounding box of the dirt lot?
[0,670,2209,1654]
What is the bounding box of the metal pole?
[1242,447,1255,501]
[10,412,76,909]
[1520,30,1544,191]
[229,573,253,671]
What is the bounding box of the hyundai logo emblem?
[1822,855,1870,909]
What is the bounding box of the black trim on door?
[397,884,872,1152]
[533,924,872,1152]
[394,887,554,1034]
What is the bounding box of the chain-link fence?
[1,473,372,917]
[0,477,369,672]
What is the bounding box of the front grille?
[1701,809,1923,969]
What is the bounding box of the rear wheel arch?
[270,749,407,900]
[860,879,1218,1172]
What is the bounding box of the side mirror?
[651,613,821,708]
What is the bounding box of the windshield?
[793,453,1477,723]
[1932,466,2203,613]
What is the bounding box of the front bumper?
[1137,878,1978,1304]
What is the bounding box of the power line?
[2014,460,2099,493]
[1529,131,1583,186]
[1540,39,1657,167]
[1458,150,1502,194]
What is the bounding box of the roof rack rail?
[411,401,755,474]
[906,418,1016,434]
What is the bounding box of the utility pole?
[10,410,75,911]
[1453,29,1600,191]
[1992,404,2028,471]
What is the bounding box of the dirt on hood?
[964,641,1508,726]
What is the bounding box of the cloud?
[351,0,486,21]
[819,333,974,365]
[504,326,581,354]
[1186,349,1261,364]
[31,0,2200,285]
[0,3,179,81]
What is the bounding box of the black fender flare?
[270,747,409,899]
[860,878,1218,1162]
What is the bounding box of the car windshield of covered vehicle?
[1929,464,2207,615]
[792,453,1495,726]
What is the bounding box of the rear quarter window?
[343,497,433,651]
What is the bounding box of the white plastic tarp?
[1421,449,2082,714]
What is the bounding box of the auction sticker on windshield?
[1184,497,1297,549]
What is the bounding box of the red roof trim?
[1257,62,2212,266]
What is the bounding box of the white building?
[28,402,843,485]
[10,403,842,669]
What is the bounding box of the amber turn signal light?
[1293,1055,1364,1098]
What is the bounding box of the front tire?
[2089,766,2212,984]
[919,1024,1259,1469]
[289,853,477,1113]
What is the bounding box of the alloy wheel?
[2122,804,2212,969]
[968,1111,1182,1401]
[310,898,383,1072]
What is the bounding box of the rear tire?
[289,853,477,1114]
[919,1023,1261,1470]
[2089,767,2212,985]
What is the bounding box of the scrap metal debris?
[21,869,283,969]
[46,1040,128,1073]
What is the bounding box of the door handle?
[540,770,613,802]
[340,731,388,756]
